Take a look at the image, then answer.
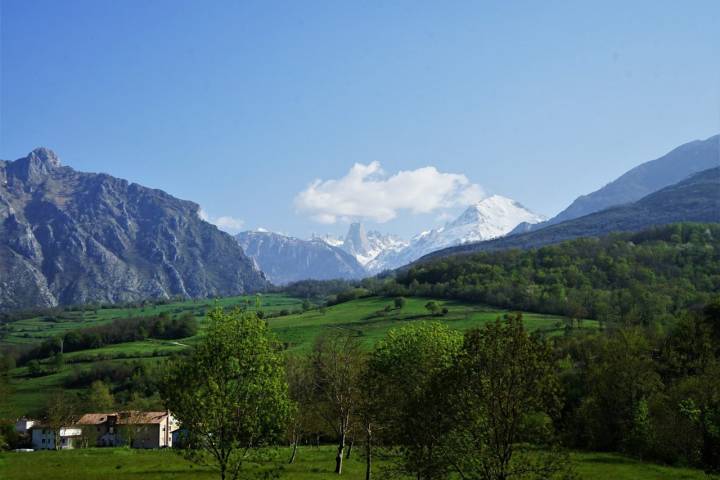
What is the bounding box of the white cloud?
[198,209,245,234]
[294,161,484,224]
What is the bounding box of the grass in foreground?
[0,446,717,480]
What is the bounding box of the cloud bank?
[295,162,484,224]
[198,209,245,234]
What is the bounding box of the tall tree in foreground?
[160,307,290,480]
[445,314,574,480]
[286,354,318,464]
[368,322,462,480]
[311,331,364,474]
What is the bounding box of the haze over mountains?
[0,148,266,310]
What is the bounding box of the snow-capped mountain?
[250,195,543,280]
[367,195,545,272]
[340,223,408,266]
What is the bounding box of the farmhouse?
[76,411,179,449]
[29,411,179,450]
[30,426,83,450]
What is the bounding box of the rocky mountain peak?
[8,147,62,182]
[0,149,267,309]
[343,222,371,256]
[28,147,61,168]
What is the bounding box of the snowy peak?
[365,195,545,272]
[341,223,408,266]
[316,223,408,267]
[448,195,546,240]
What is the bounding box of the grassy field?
[0,294,304,347]
[0,446,716,480]
[269,296,593,353]
[0,295,593,417]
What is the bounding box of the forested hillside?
[380,223,720,328]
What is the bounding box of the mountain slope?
[370,195,545,271]
[339,223,408,266]
[236,230,366,285]
[0,148,267,309]
[512,134,719,233]
[417,166,720,263]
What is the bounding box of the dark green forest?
[379,223,719,329]
[345,223,720,473]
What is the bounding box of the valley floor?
[0,446,717,480]
[1,295,587,417]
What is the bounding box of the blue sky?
[1,0,718,238]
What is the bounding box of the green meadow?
[0,294,304,347]
[0,294,589,417]
[0,446,716,480]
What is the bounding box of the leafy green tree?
[160,307,290,480]
[286,354,319,464]
[578,329,662,453]
[445,314,572,480]
[368,323,462,479]
[310,331,364,474]
[394,297,407,310]
[86,380,114,411]
[424,301,441,316]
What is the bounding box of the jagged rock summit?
[0,148,267,310]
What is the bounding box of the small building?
[14,418,36,434]
[76,411,179,449]
[30,426,83,450]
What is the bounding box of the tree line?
[372,223,720,329]
[18,312,197,364]
[165,300,720,480]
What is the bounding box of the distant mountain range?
[0,148,267,310]
[237,133,719,282]
[332,223,408,270]
[235,230,366,285]
[511,134,719,234]
[236,195,545,282]
[364,195,545,272]
[417,166,720,263]
[2,134,717,309]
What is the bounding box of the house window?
[41,439,46,444]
